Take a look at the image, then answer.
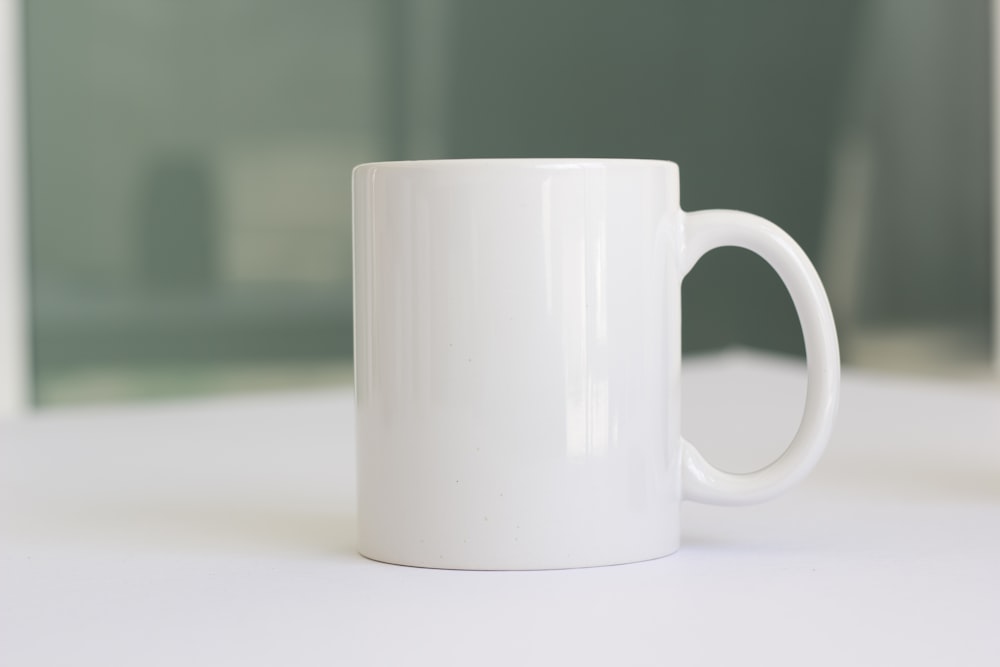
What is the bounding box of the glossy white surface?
[353,159,839,569]
[2,352,998,666]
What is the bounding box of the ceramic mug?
[352,158,839,570]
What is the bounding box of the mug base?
[356,546,680,571]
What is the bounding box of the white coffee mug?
[353,158,839,570]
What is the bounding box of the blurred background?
[8,0,994,406]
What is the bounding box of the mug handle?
[679,209,840,505]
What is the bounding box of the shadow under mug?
[352,158,839,570]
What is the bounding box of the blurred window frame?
[0,0,30,418]
[993,0,1000,377]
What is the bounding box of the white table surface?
[2,350,999,666]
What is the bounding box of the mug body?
[353,159,683,569]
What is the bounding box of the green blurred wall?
[23,0,910,404]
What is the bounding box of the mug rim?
[353,157,678,171]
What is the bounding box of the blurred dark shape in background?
[139,156,217,294]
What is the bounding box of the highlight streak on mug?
[352,159,839,570]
